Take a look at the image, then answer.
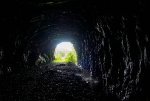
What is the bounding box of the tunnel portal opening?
[53,42,77,64]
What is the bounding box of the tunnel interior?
[0,0,150,101]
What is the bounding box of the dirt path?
[0,63,119,101]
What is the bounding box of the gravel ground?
[0,63,119,101]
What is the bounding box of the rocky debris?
[0,63,119,101]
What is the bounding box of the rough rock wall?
[79,16,150,101]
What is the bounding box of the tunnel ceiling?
[1,0,143,15]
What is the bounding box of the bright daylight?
[53,42,77,64]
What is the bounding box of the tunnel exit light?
[53,42,77,64]
[55,42,74,52]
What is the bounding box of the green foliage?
[64,50,77,64]
[53,49,77,64]
[53,53,62,62]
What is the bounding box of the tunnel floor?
[0,63,119,101]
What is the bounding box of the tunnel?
[0,0,150,101]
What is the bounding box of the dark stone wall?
[75,15,149,101]
[92,16,149,101]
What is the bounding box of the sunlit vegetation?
[53,42,77,64]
